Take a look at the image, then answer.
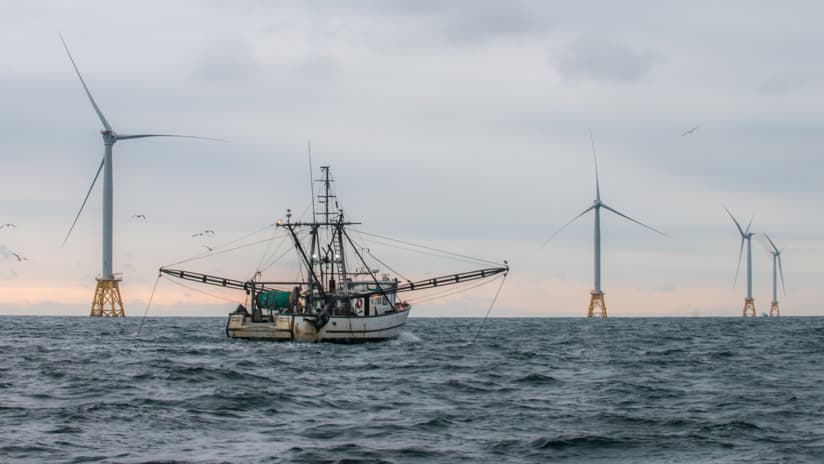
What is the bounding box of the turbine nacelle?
[101,130,117,145]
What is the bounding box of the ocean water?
[1,316,823,463]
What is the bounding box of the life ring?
[356,298,363,309]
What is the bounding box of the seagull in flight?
[132,214,146,220]
[193,229,215,237]
[681,126,700,136]
[0,223,16,229]
[11,252,28,262]
[202,245,214,252]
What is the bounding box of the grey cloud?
[555,36,665,83]
[191,37,260,83]
[439,4,548,44]
[760,72,824,93]
[348,0,550,46]
[296,54,337,80]
[652,285,677,293]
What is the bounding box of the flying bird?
[193,229,215,237]
[132,214,146,220]
[0,223,16,229]
[11,252,28,262]
[681,126,700,136]
[202,245,214,252]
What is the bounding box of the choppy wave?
[1,316,823,463]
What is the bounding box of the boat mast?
[282,210,325,310]
[317,166,349,295]
[337,212,349,295]
[321,166,332,289]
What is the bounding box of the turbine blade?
[745,214,754,234]
[63,158,104,246]
[589,130,600,201]
[59,33,112,132]
[763,233,779,254]
[778,255,786,296]
[600,203,667,236]
[116,133,224,142]
[734,237,744,287]
[542,205,595,247]
[758,239,774,258]
[723,205,745,237]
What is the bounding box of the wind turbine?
[724,206,756,317]
[763,233,785,317]
[546,134,665,317]
[60,34,214,317]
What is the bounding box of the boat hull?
[226,308,411,343]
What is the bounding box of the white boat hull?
[225,308,411,343]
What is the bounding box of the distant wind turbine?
[763,233,785,317]
[546,133,666,317]
[681,126,700,136]
[59,34,216,317]
[724,206,756,317]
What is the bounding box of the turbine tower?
[60,35,212,317]
[724,206,756,317]
[547,134,665,318]
[763,233,785,317]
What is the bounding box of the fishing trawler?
[161,166,508,342]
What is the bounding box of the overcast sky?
[1,1,822,317]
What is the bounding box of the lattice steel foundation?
[90,278,125,317]
[588,291,607,318]
[769,301,780,317]
[742,297,755,318]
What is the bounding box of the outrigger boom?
[158,265,508,299]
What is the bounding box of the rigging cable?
[406,272,505,305]
[163,274,241,304]
[350,233,487,268]
[163,207,311,269]
[352,229,501,266]
[258,236,301,274]
[136,273,162,336]
[471,271,508,345]
[365,248,411,282]
[285,228,311,283]
[255,228,277,275]
[163,236,281,268]
[338,229,410,280]
[255,230,292,276]
[308,140,316,223]
[205,221,280,250]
